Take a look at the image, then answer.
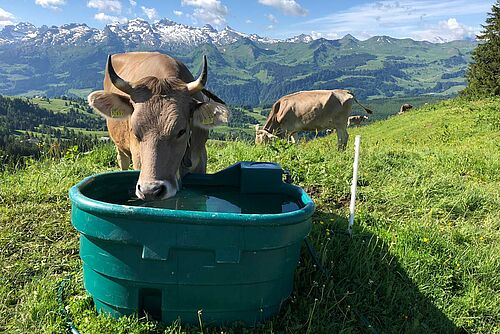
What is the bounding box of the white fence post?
[348,135,361,236]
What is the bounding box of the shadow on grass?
[281,210,462,334]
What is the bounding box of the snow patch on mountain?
[0,19,312,48]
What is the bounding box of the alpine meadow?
[0,0,499,334]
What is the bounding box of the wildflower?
[422,237,430,243]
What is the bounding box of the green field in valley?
[0,97,498,333]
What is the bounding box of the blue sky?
[0,0,495,41]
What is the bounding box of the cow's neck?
[263,116,280,134]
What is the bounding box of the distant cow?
[255,90,373,150]
[348,115,368,126]
[88,52,230,200]
[398,103,413,115]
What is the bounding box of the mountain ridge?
[0,18,477,105]
[0,18,475,48]
[0,19,279,48]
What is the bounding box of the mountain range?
[0,19,312,48]
[0,19,476,105]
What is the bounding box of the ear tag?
[201,106,215,125]
[111,108,124,118]
[202,114,214,125]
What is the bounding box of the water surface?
[122,187,301,214]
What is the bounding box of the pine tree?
[464,0,500,96]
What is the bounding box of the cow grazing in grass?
[348,115,369,126]
[398,103,413,115]
[255,90,373,150]
[88,52,230,200]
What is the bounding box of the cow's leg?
[340,128,349,151]
[116,148,131,170]
[290,132,299,144]
[335,127,349,151]
[335,129,343,150]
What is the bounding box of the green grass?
[30,98,77,114]
[0,97,499,333]
[50,126,108,137]
[67,88,93,99]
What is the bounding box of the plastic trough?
[69,162,315,325]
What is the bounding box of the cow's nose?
[136,182,167,201]
[151,184,166,197]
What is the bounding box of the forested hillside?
[0,95,105,165]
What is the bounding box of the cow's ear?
[192,101,230,129]
[88,91,134,119]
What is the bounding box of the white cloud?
[129,0,136,6]
[181,0,229,26]
[258,0,308,16]
[94,12,127,23]
[310,31,340,40]
[267,24,274,29]
[245,19,252,24]
[35,0,66,10]
[414,18,476,42]
[174,10,183,16]
[141,6,157,20]
[266,13,278,24]
[0,7,15,26]
[87,0,122,13]
[294,0,488,41]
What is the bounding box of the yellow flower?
[422,237,430,243]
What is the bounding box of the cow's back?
[277,90,352,131]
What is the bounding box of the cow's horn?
[107,55,134,96]
[186,55,207,94]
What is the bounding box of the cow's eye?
[134,130,143,141]
[177,129,186,138]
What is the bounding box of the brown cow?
[255,90,373,150]
[88,52,230,200]
[348,115,369,126]
[398,103,413,115]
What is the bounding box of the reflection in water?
[123,187,301,214]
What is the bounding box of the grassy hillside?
[0,97,498,333]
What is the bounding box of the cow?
[348,115,369,127]
[398,103,413,115]
[87,52,230,200]
[255,90,373,150]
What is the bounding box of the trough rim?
[69,170,315,226]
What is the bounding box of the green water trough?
[69,162,315,325]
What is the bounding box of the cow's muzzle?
[136,180,177,201]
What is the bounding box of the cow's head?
[255,125,278,145]
[88,55,229,200]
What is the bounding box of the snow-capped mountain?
[285,34,314,43]
[0,18,310,48]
